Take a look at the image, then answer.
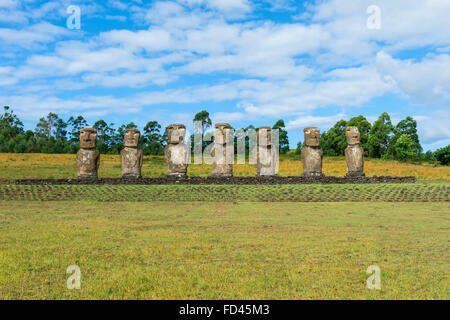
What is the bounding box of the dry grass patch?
[0,153,448,182]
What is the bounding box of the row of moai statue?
[301,126,364,177]
[76,124,364,179]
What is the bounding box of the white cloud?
[0,0,16,9]
[212,111,245,123]
[105,15,127,21]
[1,0,449,149]
[0,22,70,48]
[416,111,450,147]
[108,0,128,11]
[376,51,450,106]
[286,114,347,130]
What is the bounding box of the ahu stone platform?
[15,175,417,185]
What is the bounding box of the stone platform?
[15,175,417,185]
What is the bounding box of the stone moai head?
[167,124,186,144]
[80,128,97,149]
[257,126,272,147]
[304,127,320,147]
[124,129,140,148]
[214,123,232,144]
[346,126,360,145]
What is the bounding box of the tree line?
[0,106,448,165]
[294,112,447,165]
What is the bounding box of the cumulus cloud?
[286,114,347,130]
[376,51,450,106]
[0,0,449,150]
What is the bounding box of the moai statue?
[76,128,100,179]
[345,126,365,177]
[302,127,324,177]
[211,123,233,177]
[120,129,143,179]
[165,124,190,177]
[256,126,277,176]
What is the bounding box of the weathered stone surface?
[345,126,365,177]
[302,127,323,177]
[256,126,277,176]
[77,128,99,179]
[211,123,233,177]
[165,124,189,177]
[121,129,142,178]
[257,126,272,146]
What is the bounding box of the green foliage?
[394,134,416,161]
[368,112,394,158]
[0,106,23,138]
[424,150,436,162]
[193,110,212,133]
[321,119,347,156]
[389,116,421,158]
[272,119,289,154]
[0,107,434,163]
[67,115,88,143]
[295,141,302,155]
[143,120,164,155]
[434,145,450,165]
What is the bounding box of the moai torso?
[345,126,365,177]
[256,126,277,176]
[77,128,100,179]
[211,123,233,177]
[121,129,143,178]
[302,127,323,177]
[165,124,189,176]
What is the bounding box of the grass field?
[0,153,448,300]
[0,202,448,299]
[1,153,449,182]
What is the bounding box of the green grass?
[0,153,448,299]
[0,183,448,202]
[0,201,448,299]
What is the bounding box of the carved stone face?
[167,124,186,144]
[124,129,140,148]
[258,126,272,146]
[346,126,360,145]
[214,123,232,145]
[80,128,97,149]
[304,127,320,147]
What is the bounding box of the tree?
[55,118,68,140]
[0,106,23,139]
[35,112,60,139]
[93,120,116,154]
[93,120,114,141]
[424,150,435,162]
[394,134,415,161]
[193,110,212,134]
[390,116,422,158]
[434,145,450,166]
[321,119,347,156]
[67,115,88,143]
[272,119,289,154]
[143,121,164,155]
[295,141,302,155]
[143,121,162,143]
[368,112,394,158]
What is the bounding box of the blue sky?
[0,0,449,151]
